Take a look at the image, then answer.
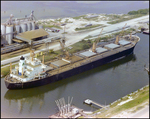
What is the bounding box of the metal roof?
[16,29,49,40]
[80,51,96,57]
[96,47,108,53]
[104,43,120,49]
[119,40,131,46]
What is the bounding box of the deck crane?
[30,49,35,61]
[92,28,103,53]
[115,23,127,45]
[60,24,70,59]
[121,23,127,36]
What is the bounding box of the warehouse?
[14,28,49,45]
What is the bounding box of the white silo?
[6,25,13,45]
[15,25,20,34]
[1,24,6,35]
[31,21,35,30]
[14,20,20,34]
[20,23,27,33]
[27,22,31,31]
[39,25,43,29]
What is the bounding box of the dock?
[49,97,94,118]
[84,99,106,108]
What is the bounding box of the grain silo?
[1,24,6,35]
[20,22,27,33]
[15,25,20,34]
[31,21,35,30]
[27,22,31,31]
[6,25,13,44]
[15,21,20,34]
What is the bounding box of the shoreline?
[89,85,149,118]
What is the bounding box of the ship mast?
[130,32,132,40]
[42,55,45,64]
[21,68,23,78]
[92,28,103,53]
[10,62,12,73]
[115,35,119,44]
[115,23,127,44]
[30,49,35,61]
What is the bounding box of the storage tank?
[20,23,27,33]
[6,25,13,44]
[27,22,31,31]
[15,25,20,34]
[14,20,20,34]
[1,24,6,35]
[31,21,35,30]
[39,25,43,29]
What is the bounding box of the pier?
[49,97,93,118]
[143,30,149,35]
[84,99,106,108]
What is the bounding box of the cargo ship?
[4,34,140,89]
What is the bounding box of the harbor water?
[1,33,149,118]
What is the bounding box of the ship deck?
[46,36,138,76]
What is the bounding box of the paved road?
[1,15,149,66]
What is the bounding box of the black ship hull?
[5,46,135,89]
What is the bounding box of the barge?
[5,34,140,89]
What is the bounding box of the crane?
[115,23,127,45]
[92,28,103,53]
[30,49,35,61]
[121,23,127,36]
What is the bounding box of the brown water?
[1,33,149,118]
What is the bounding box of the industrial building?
[1,11,46,46]
[15,28,49,45]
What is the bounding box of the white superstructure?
[10,56,48,82]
